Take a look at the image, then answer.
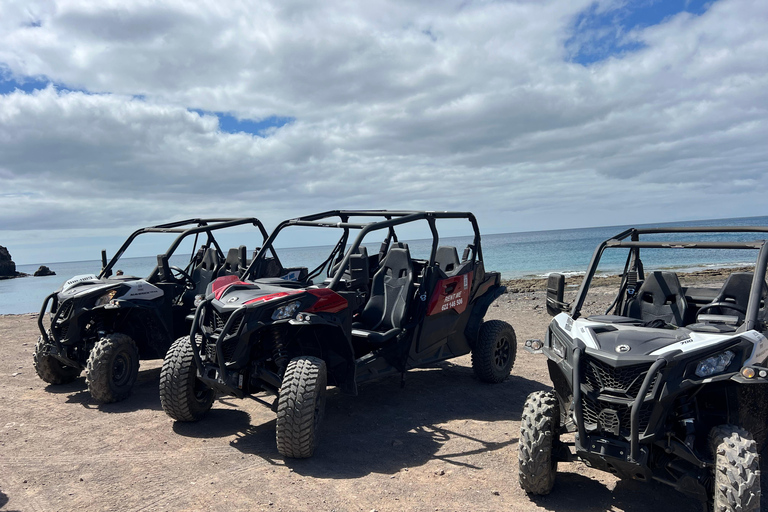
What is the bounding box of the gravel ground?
[0,274,761,511]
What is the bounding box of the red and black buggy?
[160,210,516,458]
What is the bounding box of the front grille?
[204,308,245,364]
[583,357,657,398]
[582,396,653,437]
[52,299,74,340]
[581,356,658,439]
[55,299,74,319]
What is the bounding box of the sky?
[0,0,767,264]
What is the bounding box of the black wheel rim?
[112,352,131,386]
[494,336,510,369]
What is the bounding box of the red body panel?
[427,273,473,316]
[305,288,348,313]
[243,290,302,305]
[211,275,250,300]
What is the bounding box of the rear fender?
[464,276,505,347]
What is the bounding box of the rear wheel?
[160,336,215,421]
[472,320,516,383]
[709,425,760,512]
[276,356,327,459]
[85,333,139,403]
[518,391,560,495]
[33,335,81,384]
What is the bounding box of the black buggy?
[34,218,269,403]
[519,226,767,511]
[160,210,516,458]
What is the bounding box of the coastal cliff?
[0,246,29,279]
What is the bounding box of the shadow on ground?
[528,472,704,512]
[44,367,163,412]
[209,360,550,477]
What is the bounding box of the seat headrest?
[225,248,240,268]
[436,246,460,273]
[381,247,412,278]
[718,272,754,302]
[640,271,683,306]
[200,247,219,270]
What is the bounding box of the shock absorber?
[271,329,289,374]
[675,396,696,448]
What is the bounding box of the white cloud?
[0,0,767,263]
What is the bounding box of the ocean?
[2,215,766,315]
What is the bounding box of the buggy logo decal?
[616,344,631,353]
[565,318,573,331]
[227,297,239,303]
[464,275,468,289]
[280,271,300,281]
[62,274,98,292]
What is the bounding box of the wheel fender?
[464,284,506,347]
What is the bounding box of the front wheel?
[85,333,139,403]
[709,425,761,512]
[160,336,215,422]
[518,391,560,495]
[472,319,516,383]
[33,335,81,385]
[276,356,327,459]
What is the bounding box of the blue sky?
[0,0,766,264]
[567,0,712,64]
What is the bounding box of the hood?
[555,314,741,359]
[588,325,691,356]
[56,274,163,302]
[208,275,305,310]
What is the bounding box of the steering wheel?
[696,302,746,320]
[169,266,195,290]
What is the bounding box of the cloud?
[0,0,767,263]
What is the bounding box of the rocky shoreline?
[500,266,756,294]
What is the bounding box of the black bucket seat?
[627,271,688,327]
[352,243,414,344]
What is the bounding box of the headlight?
[96,290,117,306]
[271,300,301,320]
[695,350,735,378]
[552,336,566,358]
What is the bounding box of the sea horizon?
[2,214,766,315]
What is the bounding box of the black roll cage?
[571,226,768,331]
[243,210,483,290]
[98,218,270,280]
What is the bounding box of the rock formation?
[34,265,56,277]
[0,246,17,278]
[0,246,29,279]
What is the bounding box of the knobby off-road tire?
[519,391,560,495]
[709,425,761,512]
[276,356,327,459]
[160,336,215,422]
[85,333,139,403]
[33,335,81,384]
[472,319,516,383]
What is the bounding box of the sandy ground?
[0,275,761,511]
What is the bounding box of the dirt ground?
[0,277,762,511]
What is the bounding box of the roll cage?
[571,226,768,331]
[98,218,271,280]
[242,210,483,288]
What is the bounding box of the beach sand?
[0,270,762,511]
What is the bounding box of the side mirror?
[546,273,567,316]
[157,254,171,281]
